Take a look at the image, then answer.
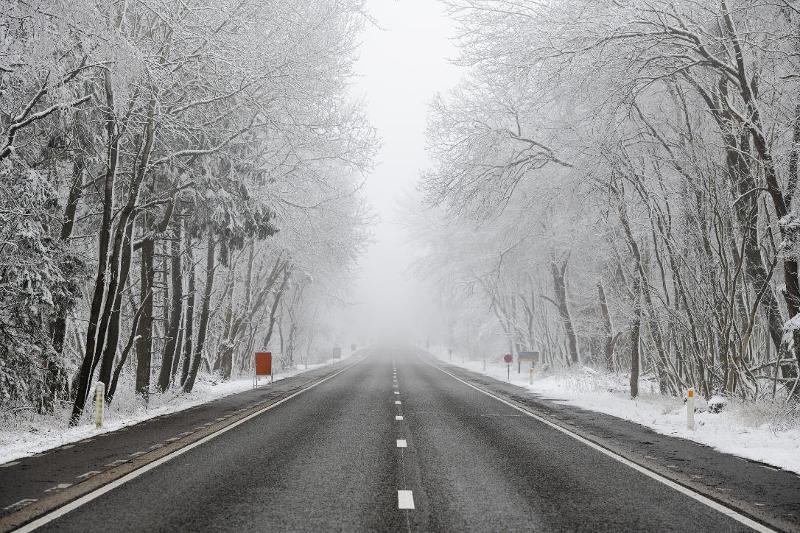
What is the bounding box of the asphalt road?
[14,348,772,532]
[0,358,356,524]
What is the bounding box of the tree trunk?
[598,282,616,371]
[158,220,183,391]
[262,266,290,349]
[551,258,579,364]
[180,225,196,386]
[184,231,216,393]
[96,218,135,399]
[107,302,143,405]
[171,313,185,381]
[630,275,642,399]
[135,236,155,399]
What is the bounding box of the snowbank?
[0,358,343,465]
[434,350,800,475]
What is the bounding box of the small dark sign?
[518,351,540,372]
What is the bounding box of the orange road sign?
[255,352,272,376]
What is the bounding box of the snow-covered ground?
[0,356,350,465]
[433,349,800,475]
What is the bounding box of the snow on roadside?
[433,349,800,476]
[0,356,349,465]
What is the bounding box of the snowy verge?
[0,357,348,465]
[433,350,800,475]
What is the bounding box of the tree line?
[0,0,374,423]
[418,0,800,400]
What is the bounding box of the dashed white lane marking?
[394,391,400,395]
[397,439,407,448]
[129,451,146,458]
[425,360,775,533]
[105,459,128,467]
[75,470,101,480]
[3,499,37,511]
[148,443,164,450]
[398,490,415,510]
[0,461,20,468]
[43,483,72,493]
[178,431,193,437]
[165,437,179,443]
[395,415,404,421]
[14,361,361,533]
[395,400,401,405]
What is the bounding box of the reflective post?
[95,382,105,428]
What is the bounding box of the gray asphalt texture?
[28,348,768,532]
[0,358,354,519]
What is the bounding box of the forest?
[418,0,800,401]
[0,0,375,424]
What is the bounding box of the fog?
[348,1,461,343]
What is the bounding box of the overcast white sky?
[349,1,461,338]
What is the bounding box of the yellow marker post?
[687,388,695,431]
[95,382,105,429]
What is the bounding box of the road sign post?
[95,382,105,428]
[503,353,513,381]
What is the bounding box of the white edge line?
[423,359,774,533]
[12,362,359,533]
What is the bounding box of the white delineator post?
[529,367,534,385]
[687,387,695,431]
[95,382,105,428]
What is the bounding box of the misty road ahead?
[3,349,780,532]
